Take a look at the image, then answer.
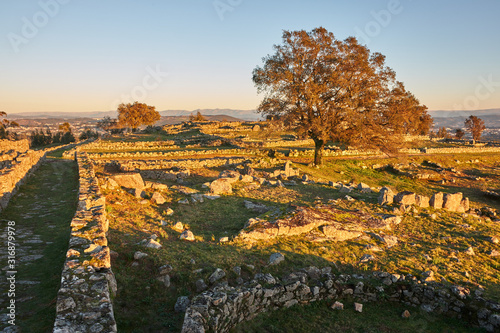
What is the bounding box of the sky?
[1,0,499,113]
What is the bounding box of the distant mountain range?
[6,108,500,128]
[429,108,500,128]
[7,109,261,121]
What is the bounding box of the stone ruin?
[181,267,500,333]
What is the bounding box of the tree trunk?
[313,139,325,165]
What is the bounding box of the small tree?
[0,111,19,139]
[117,102,161,131]
[189,111,207,122]
[436,127,449,138]
[455,129,465,140]
[252,27,430,165]
[59,122,71,133]
[97,116,118,131]
[465,115,486,141]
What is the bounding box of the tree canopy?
[117,102,161,131]
[0,111,19,139]
[252,27,432,165]
[465,115,486,142]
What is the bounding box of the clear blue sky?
[1,0,499,113]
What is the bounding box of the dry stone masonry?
[181,268,500,333]
[53,152,117,333]
[0,140,75,213]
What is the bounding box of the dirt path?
[0,158,78,333]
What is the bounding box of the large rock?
[218,170,240,184]
[210,179,233,195]
[152,192,166,205]
[175,296,191,313]
[208,268,226,284]
[394,191,416,206]
[378,187,394,205]
[321,226,362,241]
[415,195,430,208]
[430,192,444,209]
[112,173,145,189]
[443,192,463,212]
[269,252,285,265]
[180,230,195,241]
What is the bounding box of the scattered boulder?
[252,124,260,131]
[173,221,184,232]
[357,183,372,193]
[354,302,363,313]
[415,195,430,208]
[321,226,362,241]
[331,301,344,310]
[112,173,145,189]
[378,187,394,205]
[210,179,233,195]
[130,188,146,199]
[196,279,208,292]
[443,192,463,212]
[269,252,285,265]
[144,239,162,249]
[151,192,166,205]
[134,251,148,260]
[402,310,411,318]
[371,233,398,248]
[394,191,416,206]
[157,274,170,287]
[243,200,269,214]
[174,296,190,313]
[465,247,475,256]
[180,230,195,242]
[218,170,240,183]
[166,207,174,216]
[208,268,226,284]
[159,264,173,275]
[430,192,444,209]
[359,254,375,263]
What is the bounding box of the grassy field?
[85,128,500,332]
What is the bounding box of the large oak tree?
[117,102,161,131]
[252,27,431,165]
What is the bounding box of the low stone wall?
[93,156,249,172]
[53,152,117,333]
[0,144,79,213]
[85,148,259,160]
[422,147,500,154]
[0,139,29,154]
[182,269,500,333]
[0,149,47,212]
[82,139,176,151]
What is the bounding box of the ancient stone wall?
[182,269,500,333]
[83,140,176,151]
[0,143,79,213]
[85,148,258,160]
[53,152,117,333]
[0,139,29,154]
[0,149,47,212]
[92,156,249,172]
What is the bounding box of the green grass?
[231,299,486,333]
[0,158,78,332]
